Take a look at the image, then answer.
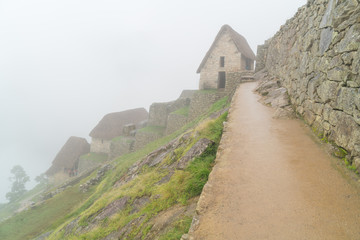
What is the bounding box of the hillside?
[0,97,229,240]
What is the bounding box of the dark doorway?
[246,59,252,70]
[218,72,226,89]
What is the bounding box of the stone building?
[197,25,256,90]
[45,136,90,177]
[89,108,148,154]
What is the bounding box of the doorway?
[218,72,226,89]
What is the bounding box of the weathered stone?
[93,197,129,222]
[316,80,338,103]
[320,0,336,28]
[304,109,316,125]
[323,121,331,131]
[354,157,360,172]
[123,124,136,136]
[336,6,360,31]
[130,196,150,214]
[354,110,360,126]
[313,103,324,115]
[332,0,359,28]
[328,55,344,69]
[347,81,360,88]
[352,51,360,75]
[323,104,332,121]
[334,24,360,53]
[177,138,214,169]
[342,52,355,65]
[308,75,322,100]
[335,87,357,115]
[329,111,360,149]
[258,0,360,162]
[327,67,350,82]
[319,27,333,54]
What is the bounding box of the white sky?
[0,0,307,202]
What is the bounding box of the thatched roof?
[197,25,256,73]
[46,136,90,176]
[89,108,148,140]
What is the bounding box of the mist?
[0,0,306,202]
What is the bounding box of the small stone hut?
[45,136,90,177]
[197,24,256,90]
[89,108,148,154]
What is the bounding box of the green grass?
[158,216,193,240]
[65,112,227,239]
[0,185,94,240]
[138,126,165,135]
[171,106,189,117]
[79,152,108,163]
[0,182,49,223]
[209,96,229,113]
[0,97,230,240]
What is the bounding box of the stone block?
[327,67,350,82]
[335,87,357,115]
[334,24,360,53]
[316,80,339,103]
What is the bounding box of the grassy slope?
[0,183,49,223]
[0,97,229,240]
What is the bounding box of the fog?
[0,0,306,203]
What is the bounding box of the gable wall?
[90,138,111,154]
[199,32,242,89]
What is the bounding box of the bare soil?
[192,82,360,240]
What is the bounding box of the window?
[220,56,225,67]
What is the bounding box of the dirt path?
[191,82,360,240]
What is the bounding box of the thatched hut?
[46,136,90,176]
[197,25,255,89]
[89,108,148,153]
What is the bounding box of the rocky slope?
[0,97,229,240]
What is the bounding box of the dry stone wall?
[109,137,134,160]
[166,113,188,135]
[90,138,111,154]
[258,0,360,162]
[188,91,226,120]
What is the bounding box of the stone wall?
[133,130,164,150]
[259,0,360,162]
[78,153,108,173]
[166,113,188,135]
[188,91,226,120]
[109,137,135,160]
[255,40,270,72]
[148,98,190,127]
[225,71,255,98]
[90,138,111,154]
[199,31,243,90]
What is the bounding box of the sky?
[0,0,307,203]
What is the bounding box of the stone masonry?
[257,0,360,165]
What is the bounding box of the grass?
[0,185,94,240]
[171,106,189,117]
[79,153,108,163]
[199,89,217,94]
[0,97,230,240]
[138,126,165,135]
[0,182,49,223]
[209,96,229,113]
[69,112,227,239]
[158,216,193,240]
